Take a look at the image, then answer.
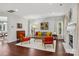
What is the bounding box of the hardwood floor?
[0,39,74,56]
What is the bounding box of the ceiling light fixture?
[8,10,15,13]
[7,9,18,13]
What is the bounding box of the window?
[3,24,5,31]
[57,21,63,35]
[0,16,7,32]
[59,22,62,34]
[0,23,7,31]
[0,24,2,31]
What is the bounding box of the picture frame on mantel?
[17,23,22,29]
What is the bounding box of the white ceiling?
[0,3,73,19]
[0,16,7,21]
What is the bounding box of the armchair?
[19,34,30,44]
[42,36,54,48]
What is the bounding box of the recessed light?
[59,4,63,6]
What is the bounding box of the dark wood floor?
[0,39,74,56]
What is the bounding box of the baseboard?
[58,39,65,42]
[9,40,20,44]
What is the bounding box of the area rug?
[16,38,56,52]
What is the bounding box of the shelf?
[68,21,77,26]
[67,21,76,31]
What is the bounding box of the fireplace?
[69,34,73,48]
[16,30,25,40]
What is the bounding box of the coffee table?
[30,36,45,42]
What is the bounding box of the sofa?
[35,32,52,39]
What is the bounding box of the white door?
[57,21,63,39]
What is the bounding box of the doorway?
[57,21,64,39]
[0,16,8,44]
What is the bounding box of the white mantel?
[63,20,76,54]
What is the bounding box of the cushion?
[42,32,46,36]
[38,32,42,36]
[46,32,52,36]
[35,32,38,36]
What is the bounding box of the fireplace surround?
[69,34,73,48]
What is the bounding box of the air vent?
[8,10,16,13]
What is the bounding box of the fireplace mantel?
[63,20,76,54]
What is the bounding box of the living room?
[0,3,78,56]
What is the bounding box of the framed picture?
[17,23,22,28]
[40,22,48,30]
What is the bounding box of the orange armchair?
[19,34,30,44]
[42,36,54,48]
[23,37,30,41]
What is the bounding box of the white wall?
[0,11,64,42]
[75,4,79,56]
[16,17,28,36]
[72,4,78,55]
[8,14,28,42]
[0,12,28,42]
[0,3,77,45]
[30,16,64,38]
